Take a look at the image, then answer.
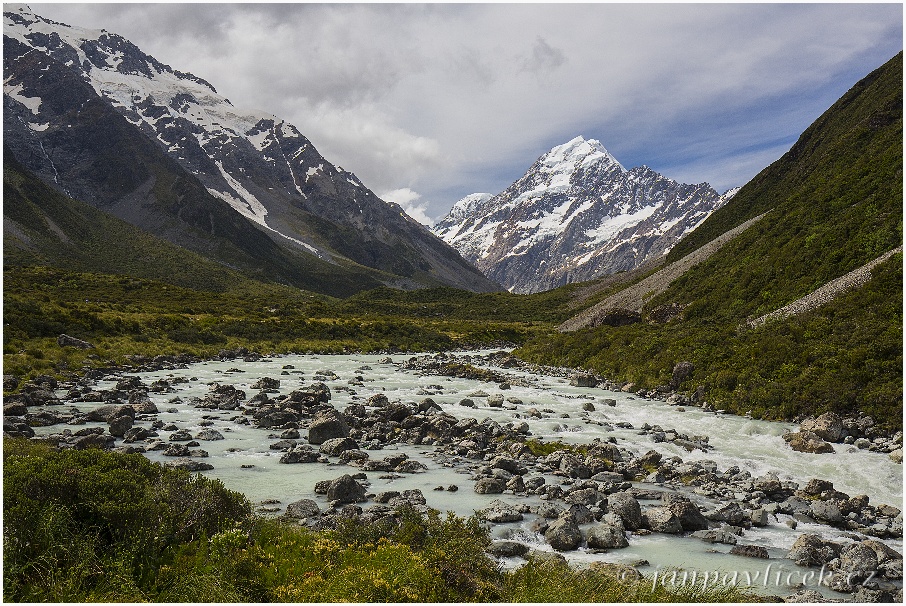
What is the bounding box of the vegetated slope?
[748,245,903,328]
[519,52,903,429]
[2,148,365,296]
[3,6,499,295]
[560,212,770,331]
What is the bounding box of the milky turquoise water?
[37,351,903,597]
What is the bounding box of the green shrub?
[3,439,251,602]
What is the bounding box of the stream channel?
[33,350,903,599]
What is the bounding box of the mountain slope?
[3,146,370,296]
[434,136,733,293]
[2,6,499,295]
[517,52,903,429]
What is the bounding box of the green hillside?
[518,53,903,429]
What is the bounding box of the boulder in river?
[325,474,366,504]
[474,477,506,494]
[85,404,133,422]
[836,542,879,582]
[280,446,321,464]
[664,495,709,531]
[308,409,350,445]
[586,519,629,549]
[705,501,750,527]
[800,412,844,443]
[544,517,582,551]
[691,529,738,545]
[107,414,133,437]
[480,500,524,523]
[196,428,225,441]
[167,459,214,472]
[569,373,598,388]
[488,540,530,557]
[606,492,642,530]
[285,498,321,519]
[809,500,844,525]
[787,533,841,567]
[252,377,281,392]
[642,507,683,534]
[783,430,835,454]
[319,437,359,456]
[729,544,769,559]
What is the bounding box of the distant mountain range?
[434,136,737,293]
[3,6,500,296]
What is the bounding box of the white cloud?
[33,3,904,219]
[380,188,435,227]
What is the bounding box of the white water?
[36,351,903,598]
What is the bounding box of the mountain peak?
[435,137,729,293]
[541,136,625,174]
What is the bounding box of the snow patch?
[305,164,322,181]
[4,82,42,114]
[214,160,268,221]
[206,185,321,257]
[246,129,272,152]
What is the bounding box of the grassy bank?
[2,265,555,381]
[3,439,753,602]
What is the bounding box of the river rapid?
[33,350,903,599]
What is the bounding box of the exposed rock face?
[434,136,734,293]
[670,361,694,389]
[57,334,95,349]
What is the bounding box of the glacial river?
[38,351,903,598]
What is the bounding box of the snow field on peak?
[584,204,657,246]
[542,136,625,174]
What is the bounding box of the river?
[34,350,903,599]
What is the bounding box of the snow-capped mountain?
[434,136,735,293]
[3,6,499,294]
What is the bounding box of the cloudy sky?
[34,3,904,225]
